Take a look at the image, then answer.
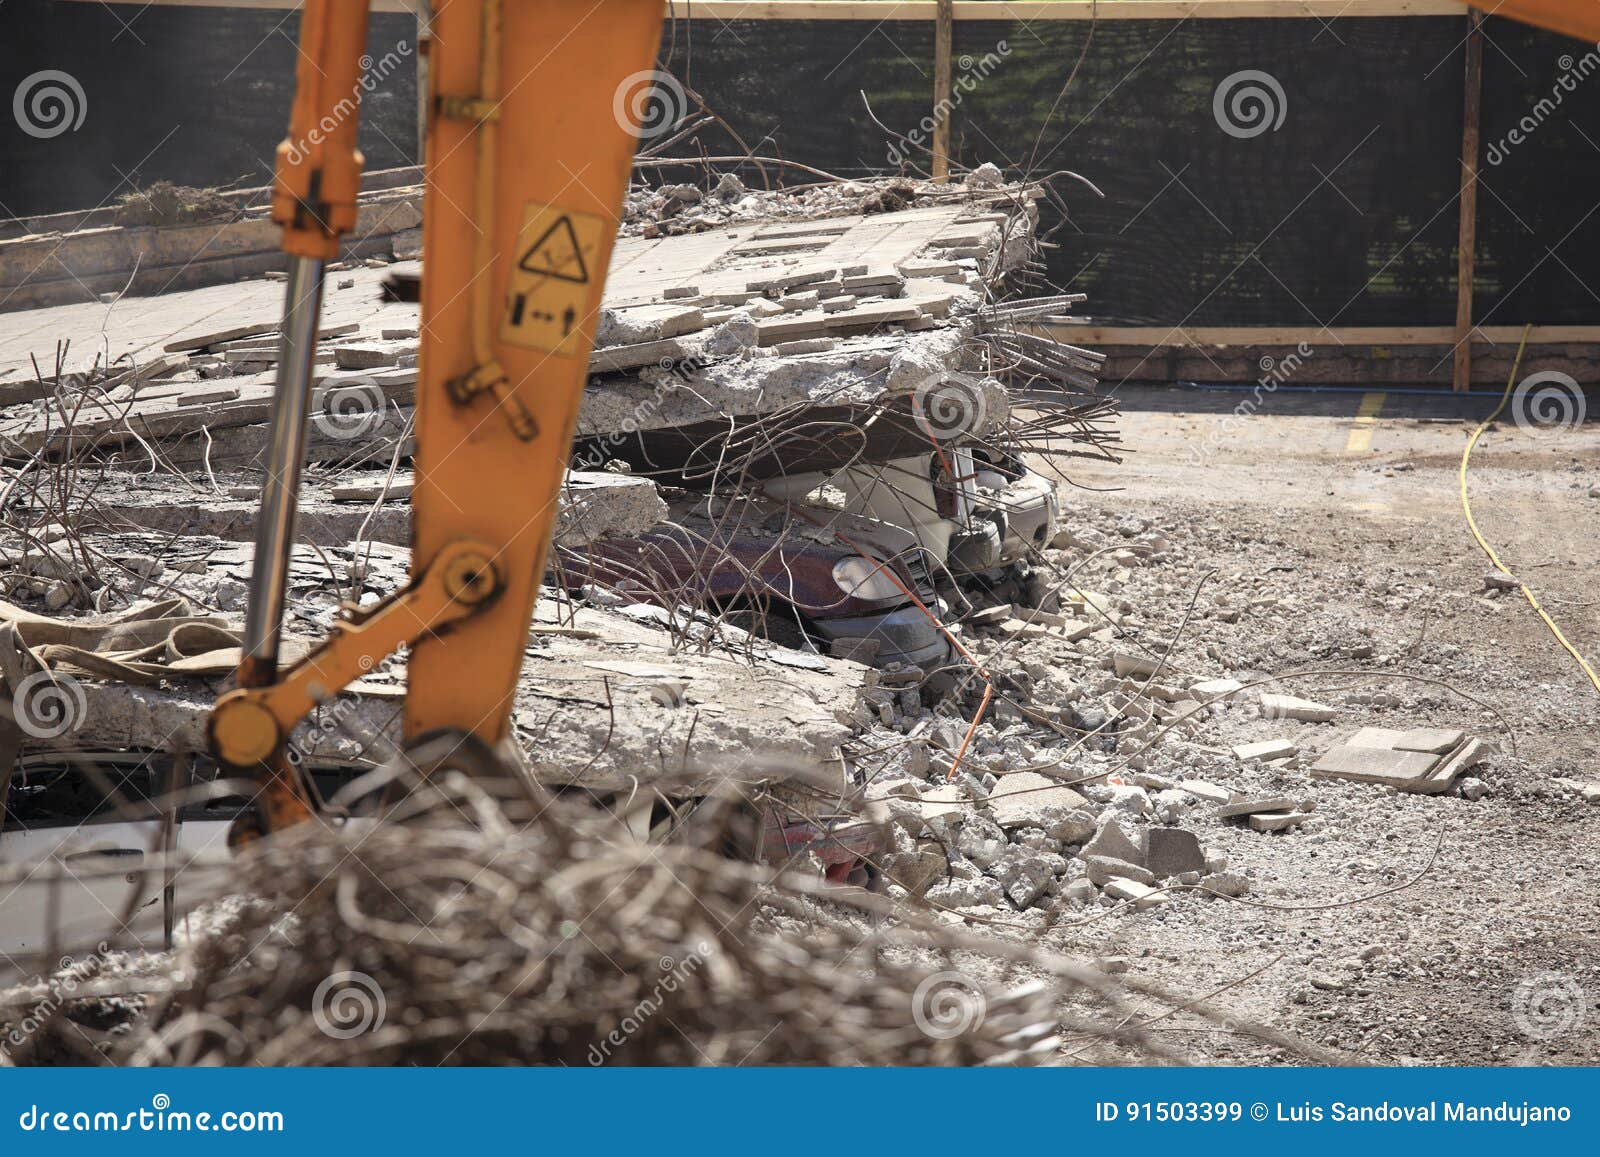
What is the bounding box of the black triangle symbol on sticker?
[517,215,590,284]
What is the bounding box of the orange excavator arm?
[208,0,666,834]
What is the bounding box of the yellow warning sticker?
[499,202,608,354]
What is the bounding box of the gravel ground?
[979,387,1600,1065]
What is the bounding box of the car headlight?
[831,555,903,602]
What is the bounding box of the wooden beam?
[1039,324,1600,346]
[931,0,953,180]
[64,0,1474,20]
[1453,9,1484,391]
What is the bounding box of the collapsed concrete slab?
[10,592,868,798]
[79,469,666,551]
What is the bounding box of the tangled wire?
[0,753,1308,1068]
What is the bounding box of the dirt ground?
[1028,383,1599,1065]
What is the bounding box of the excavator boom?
[209,0,666,829]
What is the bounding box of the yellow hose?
[1458,324,1600,697]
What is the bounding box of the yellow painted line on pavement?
[1345,391,1386,454]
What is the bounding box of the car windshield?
[2,758,163,832]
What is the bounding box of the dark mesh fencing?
[668,13,1599,327]
[0,0,417,219]
[1,6,1594,327]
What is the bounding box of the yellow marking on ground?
[1345,391,1386,454]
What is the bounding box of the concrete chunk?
[1233,738,1297,764]
[1190,677,1244,701]
[1395,727,1468,754]
[986,771,1088,828]
[747,266,836,294]
[1085,855,1154,887]
[1217,795,1297,820]
[1143,828,1206,878]
[334,344,399,370]
[915,785,969,825]
[1346,726,1409,748]
[1112,651,1163,678]
[1259,693,1338,723]
[1249,811,1313,833]
[1102,877,1167,910]
[589,338,686,373]
[1178,779,1231,804]
[1082,819,1143,866]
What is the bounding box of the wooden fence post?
[932,0,953,180]
[1453,8,1484,391]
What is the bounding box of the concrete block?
[1216,795,1297,820]
[175,386,241,407]
[770,337,837,355]
[1346,726,1408,748]
[1056,618,1095,642]
[1249,811,1313,833]
[1311,744,1440,787]
[1395,727,1467,754]
[1178,779,1231,804]
[589,337,686,373]
[1143,828,1205,878]
[332,481,412,503]
[748,266,836,294]
[1233,738,1297,763]
[334,344,398,370]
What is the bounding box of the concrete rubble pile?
[0,164,1501,944]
